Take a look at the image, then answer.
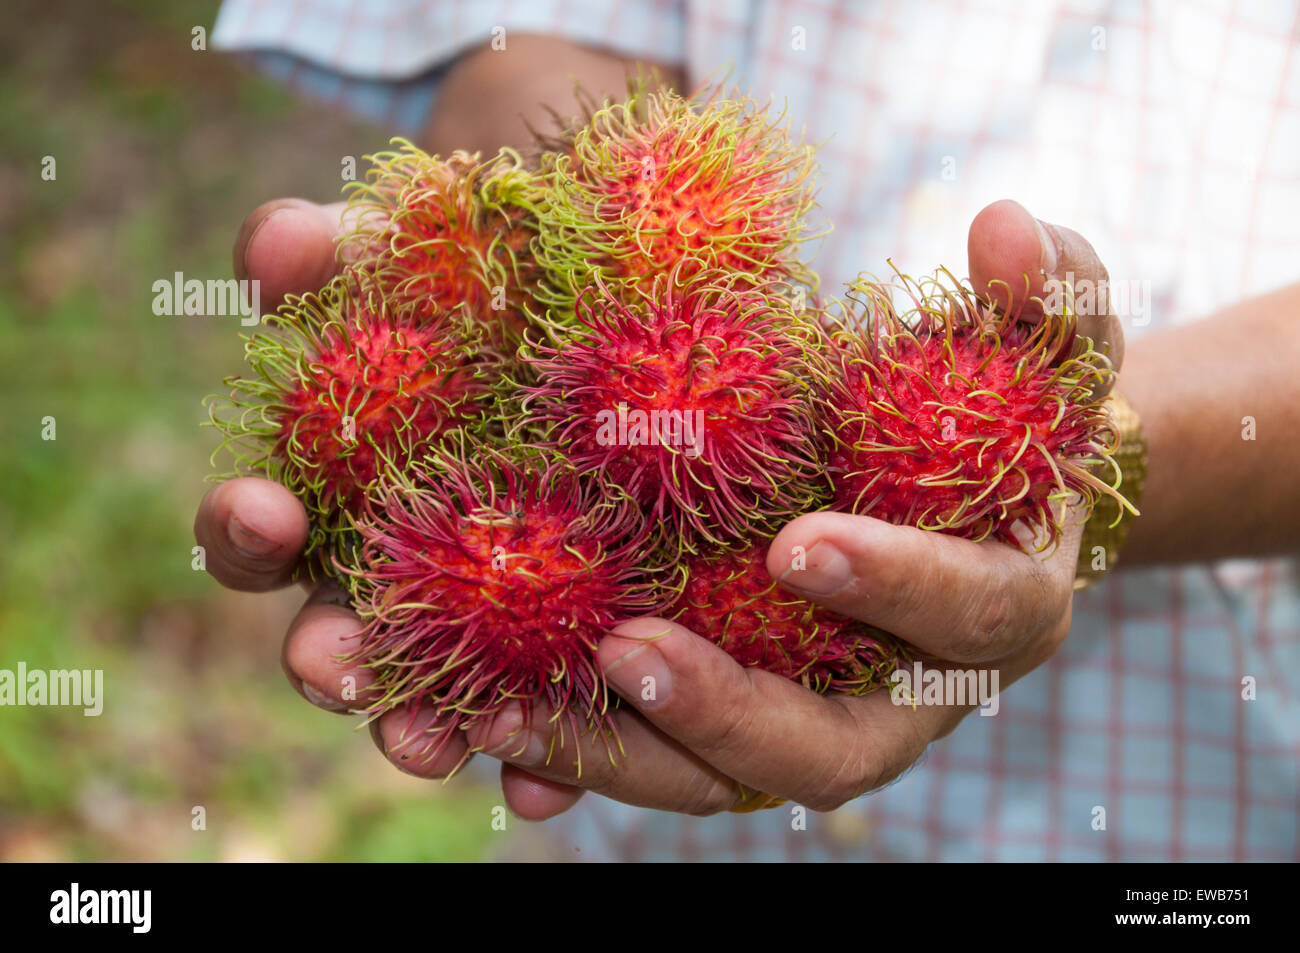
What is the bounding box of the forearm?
[420,34,683,155]
[1120,281,1300,565]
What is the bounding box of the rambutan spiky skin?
[670,542,907,695]
[344,443,679,771]
[518,269,830,552]
[344,141,543,350]
[208,278,498,566]
[534,86,819,316]
[820,269,1133,549]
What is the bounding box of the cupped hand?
[464,199,1127,819]
[196,198,1123,822]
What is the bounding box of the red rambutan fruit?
[344,142,542,349]
[208,278,498,563]
[534,85,819,315]
[344,443,678,771]
[519,268,829,551]
[820,269,1135,549]
[670,541,907,695]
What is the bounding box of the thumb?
[765,510,1079,664]
[234,198,355,313]
[967,198,1125,379]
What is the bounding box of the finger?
[597,619,957,811]
[280,583,381,712]
[279,587,471,778]
[369,702,473,780]
[234,199,354,313]
[464,700,740,815]
[766,510,1073,663]
[967,198,1125,377]
[284,587,473,779]
[193,476,309,591]
[499,765,584,821]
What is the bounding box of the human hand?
[193,198,390,718]
[456,199,1127,819]
[195,198,1124,821]
[195,197,541,783]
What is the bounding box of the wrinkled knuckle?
[823,764,871,811]
[702,701,754,761]
[1031,606,1073,666]
[854,730,927,795]
[1024,565,1059,627]
[677,774,738,817]
[693,675,759,760]
[873,555,927,621]
[858,742,909,798]
[976,596,1016,645]
[805,761,870,812]
[802,717,876,810]
[804,792,849,813]
[949,596,1013,660]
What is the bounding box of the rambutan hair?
[343,441,678,773]
[207,277,498,564]
[519,266,829,552]
[343,141,542,349]
[671,541,907,695]
[533,85,819,316]
[820,268,1135,549]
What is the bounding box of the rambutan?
[344,142,542,349]
[820,270,1134,548]
[671,541,906,695]
[519,268,828,551]
[534,86,818,315]
[344,443,676,770]
[208,278,497,563]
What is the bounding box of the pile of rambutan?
[206,82,1131,774]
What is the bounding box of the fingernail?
[388,738,442,776]
[778,540,853,596]
[227,513,278,558]
[485,729,547,766]
[603,642,672,709]
[467,706,548,765]
[1033,217,1059,276]
[239,207,289,279]
[501,733,547,765]
[389,757,425,778]
[300,680,349,713]
[379,705,455,775]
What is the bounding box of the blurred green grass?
[0,0,508,861]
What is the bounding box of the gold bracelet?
[1074,390,1147,589]
[728,787,789,813]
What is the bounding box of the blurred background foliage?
[0,0,529,861]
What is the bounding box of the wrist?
[1074,390,1147,588]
